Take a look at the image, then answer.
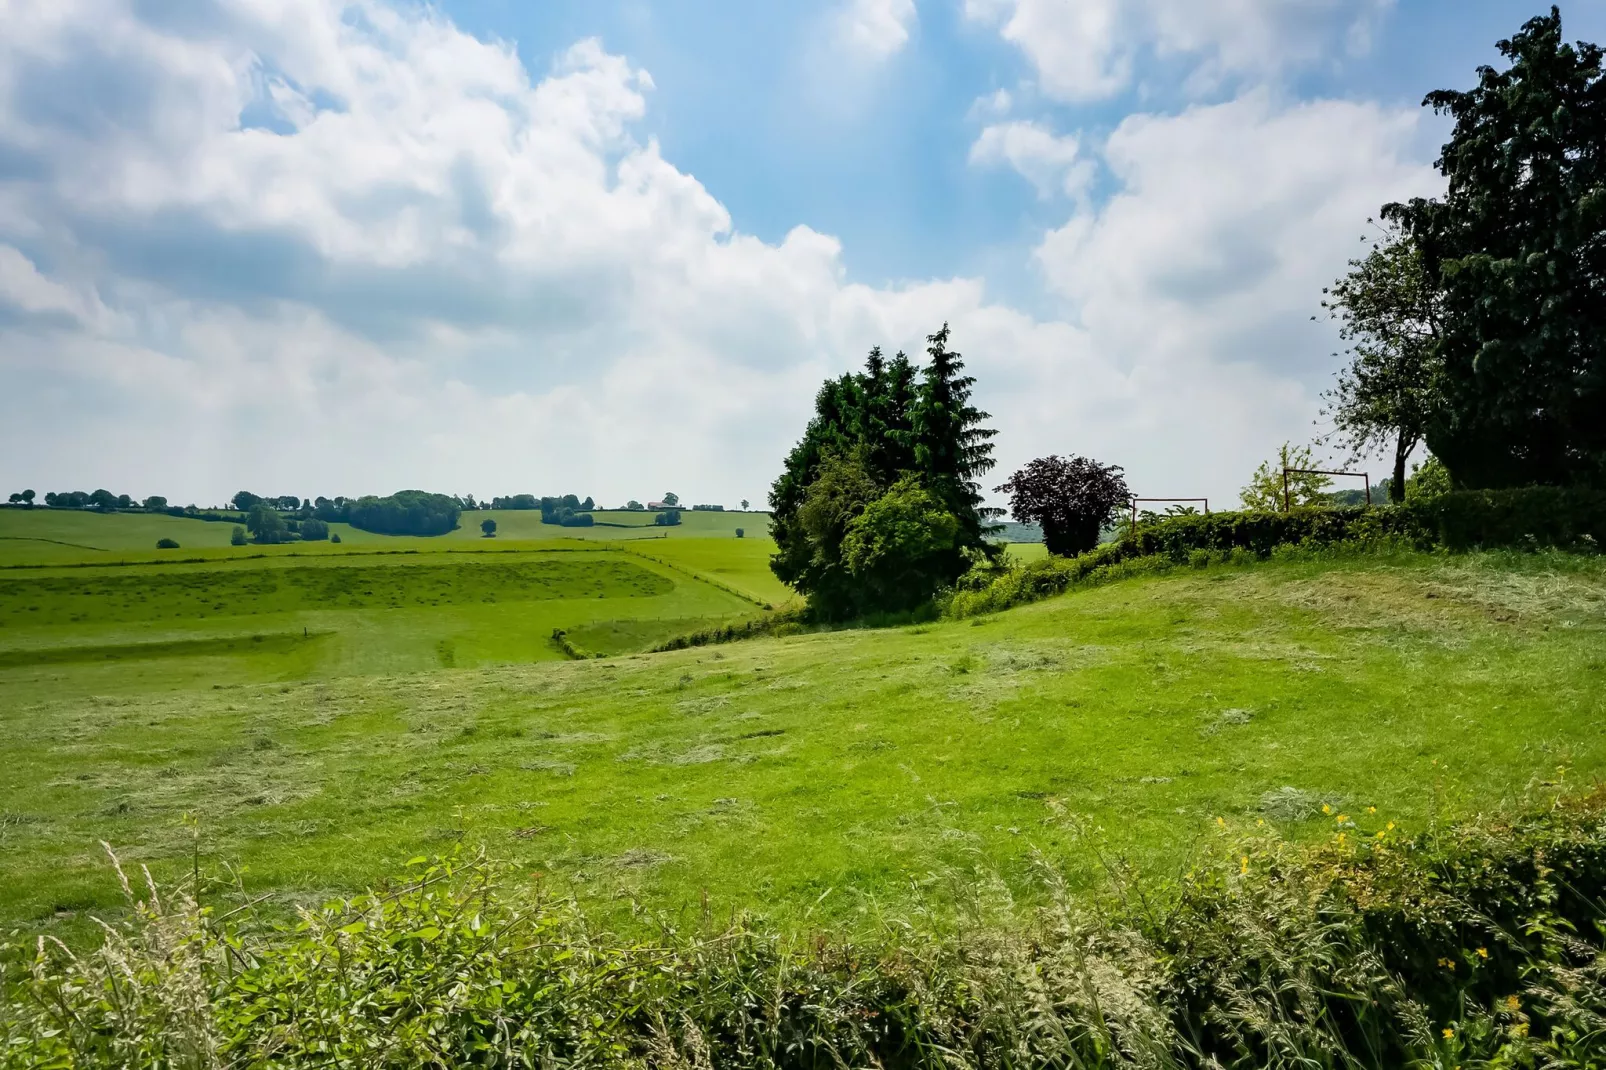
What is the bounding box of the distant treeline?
[486,494,597,527]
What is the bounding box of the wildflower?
[1322,804,1332,814]
[1387,821,1395,831]
[1511,1022,1529,1037]
[1476,947,1488,959]
[1336,813,1349,823]
[1505,995,1521,1011]
[1367,806,1377,814]
[1375,831,1386,840]
[1216,816,1225,828]
[1443,1028,1455,1039]
[1438,957,1456,971]
[1240,856,1249,874]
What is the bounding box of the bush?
[299,518,330,541]
[229,526,247,547]
[155,538,179,549]
[10,798,1606,1068]
[330,533,342,544]
[558,512,594,528]
[654,509,682,527]
[735,528,745,538]
[480,517,497,537]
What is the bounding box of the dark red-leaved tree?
[996,456,1130,557]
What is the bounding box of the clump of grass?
[8,797,1606,1067]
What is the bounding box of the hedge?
[951,488,1604,618]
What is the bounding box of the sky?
[2,1,1603,510]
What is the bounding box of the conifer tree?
[911,324,1000,548]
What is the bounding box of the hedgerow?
[949,487,1605,618]
[7,796,1606,1067]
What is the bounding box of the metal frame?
[1130,497,1210,527]
[1282,468,1370,511]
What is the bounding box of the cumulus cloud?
[834,0,919,60]
[970,121,1090,198]
[964,0,1395,100]
[0,0,1438,510]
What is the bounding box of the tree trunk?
[1392,435,1410,504]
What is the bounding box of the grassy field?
[3,547,1602,936]
[0,506,770,566]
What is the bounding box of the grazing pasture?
[2,548,1601,937]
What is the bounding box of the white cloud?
[834,0,919,60]
[970,120,1090,198]
[965,0,1395,101]
[0,0,1436,511]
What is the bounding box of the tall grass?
[8,794,1606,1068]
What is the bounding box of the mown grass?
[2,549,1601,939]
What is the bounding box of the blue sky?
[2,1,1602,508]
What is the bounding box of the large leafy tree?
[1387,8,1605,488]
[1320,224,1442,503]
[996,456,1130,558]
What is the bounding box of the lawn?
[3,549,1602,936]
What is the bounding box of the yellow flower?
[1476,947,1489,959]
[1442,1028,1454,1039]
[1387,821,1396,831]
[1438,957,1456,972]
[1240,856,1249,874]
[1505,995,1521,1011]
[1322,804,1332,814]
[1512,1022,1529,1037]
[1367,806,1377,814]
[1216,816,1226,828]
[1375,831,1386,840]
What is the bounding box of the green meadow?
[2,512,1602,935]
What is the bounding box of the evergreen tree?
[911,324,1000,548]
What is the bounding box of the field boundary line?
[612,545,772,609]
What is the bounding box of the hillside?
[4,548,1601,932]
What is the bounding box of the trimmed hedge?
[1122,488,1605,559]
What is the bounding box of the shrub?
[735,527,745,538]
[155,538,179,549]
[329,532,342,544]
[229,526,247,547]
[654,509,682,527]
[480,517,497,537]
[299,518,330,541]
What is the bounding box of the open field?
[3,549,1602,935]
[0,506,771,567]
